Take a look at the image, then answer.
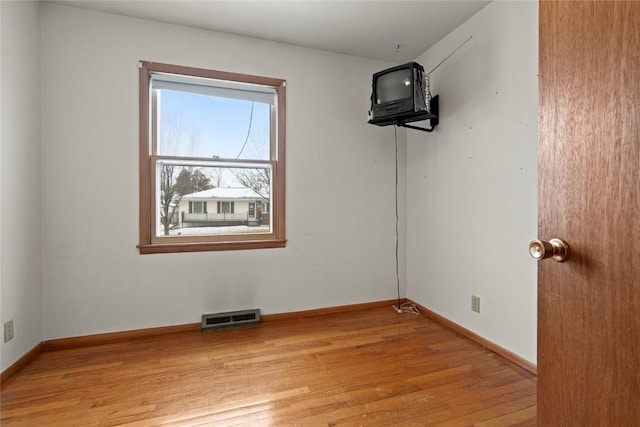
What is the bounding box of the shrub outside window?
[138,62,286,254]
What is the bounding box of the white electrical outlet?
[471,295,480,313]
[4,319,14,342]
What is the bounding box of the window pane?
[154,164,272,238]
[156,89,271,160]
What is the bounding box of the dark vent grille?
[201,309,260,331]
[206,316,231,325]
[232,313,256,322]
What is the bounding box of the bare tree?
[159,164,177,236]
[233,168,270,199]
[158,114,205,235]
[231,122,271,199]
[209,168,224,188]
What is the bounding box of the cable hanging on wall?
[390,125,420,316]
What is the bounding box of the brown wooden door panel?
[538,1,640,425]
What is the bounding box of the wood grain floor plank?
[0,306,536,426]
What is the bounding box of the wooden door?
[538,1,640,425]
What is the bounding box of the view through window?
[139,62,286,253]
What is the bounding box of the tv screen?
[375,68,412,104]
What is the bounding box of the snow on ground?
[169,225,270,236]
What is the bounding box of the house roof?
[182,187,267,201]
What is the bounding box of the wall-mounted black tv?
[368,62,437,127]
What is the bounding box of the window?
[139,62,286,254]
[220,202,231,214]
[191,201,205,214]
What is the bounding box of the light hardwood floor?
[0,306,536,426]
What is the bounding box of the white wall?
[406,1,538,363]
[0,0,43,370]
[2,1,536,368]
[41,3,405,340]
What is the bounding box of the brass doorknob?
[529,238,570,262]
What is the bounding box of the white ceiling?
[49,0,490,63]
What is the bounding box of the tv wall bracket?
[397,95,439,133]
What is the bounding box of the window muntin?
[139,62,286,253]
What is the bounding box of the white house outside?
[177,187,270,228]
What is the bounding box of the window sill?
[138,239,286,254]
